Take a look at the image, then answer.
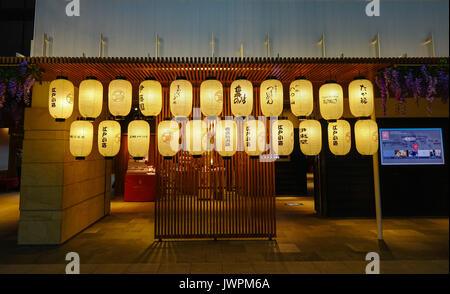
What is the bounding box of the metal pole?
[371,111,383,240]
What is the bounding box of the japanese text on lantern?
[359,84,368,104]
[225,127,231,147]
[278,125,284,146]
[51,88,56,108]
[265,86,277,105]
[332,125,338,146]
[234,85,247,104]
[299,127,308,144]
[139,85,145,111]
[173,85,181,105]
[101,126,108,148]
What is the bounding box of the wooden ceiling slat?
[2,56,443,86]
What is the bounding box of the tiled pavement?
[0,192,448,274]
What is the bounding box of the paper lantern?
[108,77,132,118]
[78,77,103,120]
[230,77,253,117]
[139,77,162,117]
[200,78,223,117]
[319,81,343,120]
[271,119,294,156]
[348,77,374,117]
[299,120,322,156]
[158,120,180,158]
[290,77,313,117]
[48,76,74,121]
[215,119,237,158]
[185,120,208,157]
[260,77,283,117]
[170,77,193,117]
[98,120,121,158]
[244,119,266,157]
[328,120,351,156]
[69,120,93,160]
[355,119,379,155]
[128,120,150,160]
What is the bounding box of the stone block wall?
[18,81,111,245]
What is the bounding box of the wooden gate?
[154,84,276,239]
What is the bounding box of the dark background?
[317,117,449,217]
[0,0,36,57]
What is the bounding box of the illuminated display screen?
[379,128,445,165]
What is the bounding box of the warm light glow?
[128,120,150,159]
[108,77,132,117]
[290,77,313,117]
[48,76,74,121]
[158,120,180,157]
[260,78,283,117]
[215,119,237,158]
[98,120,121,158]
[328,120,351,156]
[200,78,223,117]
[348,78,374,117]
[230,78,253,117]
[79,77,103,119]
[244,119,266,157]
[319,82,343,120]
[355,119,379,155]
[170,78,193,117]
[185,120,208,157]
[271,119,294,156]
[299,119,322,156]
[139,78,162,117]
[70,120,93,159]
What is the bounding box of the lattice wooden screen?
[154,83,276,239]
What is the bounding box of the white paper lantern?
[48,76,74,121]
[290,77,314,117]
[98,120,121,158]
[139,78,162,117]
[79,77,103,120]
[230,77,253,117]
[128,120,150,159]
[200,78,223,117]
[328,120,351,156]
[244,119,266,157]
[271,119,294,156]
[70,120,93,159]
[108,77,132,118]
[215,119,237,158]
[355,119,379,155]
[158,120,180,158]
[170,77,193,117]
[348,77,374,117]
[319,81,343,120]
[185,120,208,157]
[299,120,322,156]
[260,77,283,117]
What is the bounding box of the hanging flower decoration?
[376,60,449,115]
[0,61,43,124]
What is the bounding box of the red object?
[0,178,19,191]
[413,144,419,150]
[124,173,156,202]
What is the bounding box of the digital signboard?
[379,128,445,165]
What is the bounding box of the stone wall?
[18,82,111,245]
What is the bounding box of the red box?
[124,173,156,202]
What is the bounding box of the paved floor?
[0,191,448,274]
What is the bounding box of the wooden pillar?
[18,82,111,245]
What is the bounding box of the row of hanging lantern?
[51,75,378,160]
[49,75,375,121]
[68,116,377,160]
